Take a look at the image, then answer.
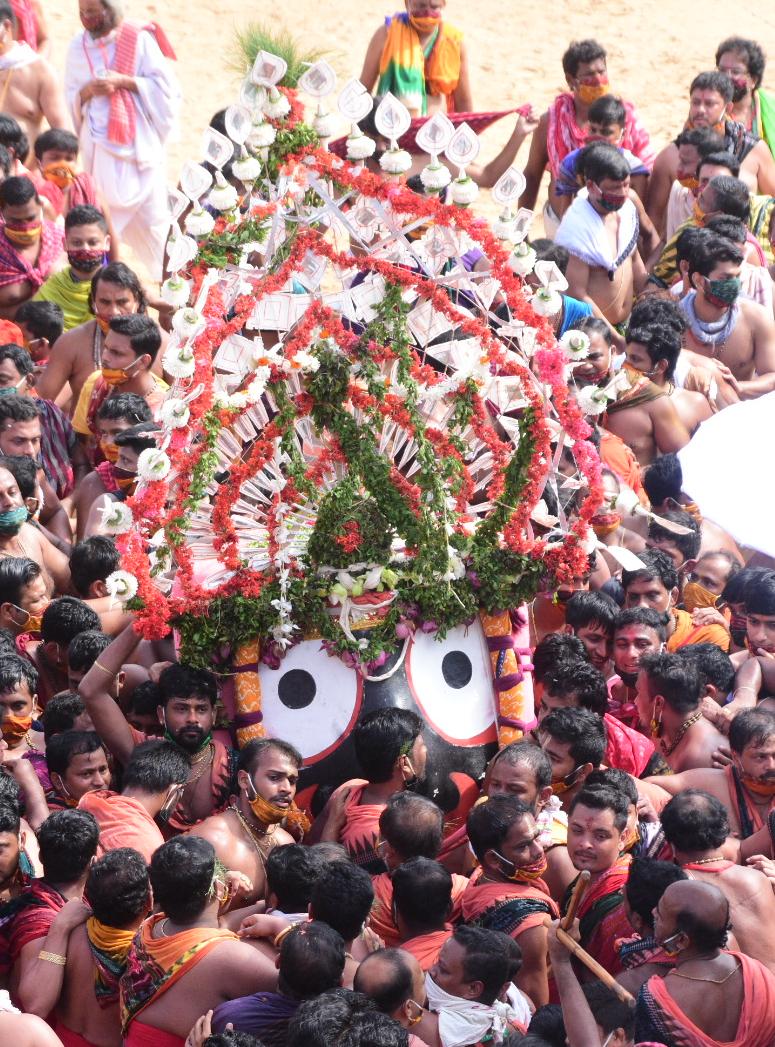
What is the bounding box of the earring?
[650,705,662,739]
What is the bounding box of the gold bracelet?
[92,660,114,676]
[38,950,66,965]
[273,925,293,949]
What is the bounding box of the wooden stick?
[561,869,590,930]
[556,926,635,1005]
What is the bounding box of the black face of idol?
[250,624,500,817]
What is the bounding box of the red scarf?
[107,21,177,146]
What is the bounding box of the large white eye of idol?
[258,640,363,764]
[406,623,498,746]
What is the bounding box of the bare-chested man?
[120,837,277,1046]
[519,38,653,235]
[188,739,302,909]
[635,652,726,772]
[647,707,775,860]
[18,848,149,1043]
[79,622,234,831]
[661,789,775,972]
[601,330,690,466]
[0,0,67,143]
[36,262,167,412]
[678,232,775,399]
[627,316,713,435]
[638,880,775,1045]
[647,71,775,232]
[0,464,70,591]
[555,144,647,327]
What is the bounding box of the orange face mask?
[678,175,700,192]
[101,367,130,387]
[42,161,77,189]
[100,440,120,464]
[577,79,610,105]
[738,768,775,797]
[1,712,32,744]
[591,512,622,538]
[409,14,441,33]
[96,317,111,334]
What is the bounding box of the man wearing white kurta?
[64,0,179,281]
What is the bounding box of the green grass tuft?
[230,23,331,88]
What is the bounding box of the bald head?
[661,880,730,952]
[353,948,424,1016]
[379,792,444,868]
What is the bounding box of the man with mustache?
[462,796,558,1007]
[647,707,775,861]
[79,621,236,833]
[187,738,304,909]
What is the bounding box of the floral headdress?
[113,57,603,685]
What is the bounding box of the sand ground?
[46,1,775,228]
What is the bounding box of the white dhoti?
[64,26,180,281]
[88,143,170,279]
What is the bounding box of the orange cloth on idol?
[401,926,453,971]
[370,871,469,947]
[460,868,558,939]
[666,608,730,653]
[640,950,775,1047]
[598,428,648,505]
[79,790,164,864]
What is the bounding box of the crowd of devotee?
[0,0,775,1046]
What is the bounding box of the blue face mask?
[0,506,28,534]
[0,386,16,396]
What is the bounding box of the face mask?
[682,581,718,612]
[409,14,441,33]
[101,366,132,387]
[99,439,120,463]
[244,778,311,836]
[617,668,640,687]
[620,821,641,853]
[730,77,748,102]
[661,930,688,957]
[158,784,183,822]
[96,317,111,335]
[492,849,548,882]
[0,386,17,397]
[703,275,741,307]
[577,79,610,105]
[551,766,584,795]
[1,712,32,744]
[10,604,45,633]
[736,761,775,796]
[729,612,747,645]
[678,175,700,192]
[4,221,42,247]
[42,161,77,189]
[0,506,28,535]
[52,777,77,808]
[113,468,137,495]
[596,189,626,212]
[68,249,104,274]
[693,200,708,226]
[591,511,622,538]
